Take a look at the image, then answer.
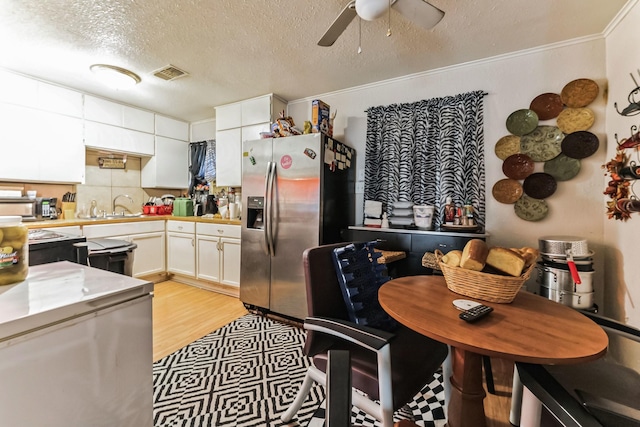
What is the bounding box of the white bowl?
[392,201,414,209]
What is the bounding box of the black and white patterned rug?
[153,314,446,427]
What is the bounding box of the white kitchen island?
[0,261,153,427]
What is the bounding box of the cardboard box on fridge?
[311,99,331,136]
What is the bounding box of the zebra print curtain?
[364,90,486,228]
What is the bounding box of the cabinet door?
[220,237,241,287]
[130,232,166,277]
[0,104,34,181]
[141,136,188,188]
[215,127,242,187]
[196,235,221,282]
[155,115,189,140]
[241,96,271,126]
[38,110,85,183]
[215,103,242,130]
[166,232,195,276]
[0,104,84,183]
[241,122,270,143]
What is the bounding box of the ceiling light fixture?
[90,64,141,90]
[355,0,389,21]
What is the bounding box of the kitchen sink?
[79,213,145,220]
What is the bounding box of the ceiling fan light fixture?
[90,64,141,90]
[355,0,388,21]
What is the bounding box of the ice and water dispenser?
[246,196,264,229]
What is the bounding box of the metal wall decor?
[493,78,601,222]
[602,125,640,221]
[614,70,640,116]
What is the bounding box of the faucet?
[113,194,134,215]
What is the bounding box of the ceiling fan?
[318,0,445,47]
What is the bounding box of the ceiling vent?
[152,64,189,81]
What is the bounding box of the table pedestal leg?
[446,347,486,427]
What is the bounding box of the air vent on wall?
[152,64,189,81]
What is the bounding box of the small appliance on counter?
[0,197,37,221]
[35,197,58,220]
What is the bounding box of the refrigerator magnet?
[304,148,317,159]
[280,155,293,169]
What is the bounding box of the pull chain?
[358,17,362,54]
[387,0,392,37]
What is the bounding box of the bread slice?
[460,239,488,271]
[486,247,525,276]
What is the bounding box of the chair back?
[302,243,352,321]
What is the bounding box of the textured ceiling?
[0,0,629,122]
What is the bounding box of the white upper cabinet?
[0,104,84,183]
[141,136,189,189]
[155,115,189,141]
[84,121,155,156]
[214,94,287,187]
[84,95,154,133]
[215,102,242,131]
[0,70,82,118]
[241,95,273,126]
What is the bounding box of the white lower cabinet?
[82,221,166,278]
[129,232,165,277]
[196,223,241,288]
[166,221,196,276]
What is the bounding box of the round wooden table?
[379,275,608,427]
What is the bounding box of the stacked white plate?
[389,201,414,226]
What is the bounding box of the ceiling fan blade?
[318,1,357,47]
[392,0,445,30]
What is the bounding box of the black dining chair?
[516,311,640,427]
[280,242,449,427]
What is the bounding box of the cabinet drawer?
[411,235,480,253]
[167,220,195,233]
[83,220,165,238]
[196,223,240,238]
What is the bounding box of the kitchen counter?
[349,225,489,238]
[0,261,154,426]
[0,261,153,341]
[26,215,241,229]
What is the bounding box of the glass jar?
[0,216,28,286]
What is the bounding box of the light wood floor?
[152,280,247,361]
[152,280,514,426]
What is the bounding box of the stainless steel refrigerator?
[240,133,355,319]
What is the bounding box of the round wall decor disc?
[561,131,600,159]
[556,108,595,134]
[495,135,521,160]
[520,125,564,162]
[561,78,599,108]
[502,153,535,180]
[530,93,564,120]
[506,109,539,136]
[523,173,558,199]
[492,179,523,204]
[544,154,581,181]
[514,195,549,221]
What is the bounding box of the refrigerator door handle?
[264,161,275,256]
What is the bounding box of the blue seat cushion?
[332,242,398,332]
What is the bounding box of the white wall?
[605,0,640,327]
[288,37,610,311]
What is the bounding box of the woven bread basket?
[435,250,535,303]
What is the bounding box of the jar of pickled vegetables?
[0,216,28,286]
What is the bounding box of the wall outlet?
[355,181,364,193]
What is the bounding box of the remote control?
[459,304,493,322]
